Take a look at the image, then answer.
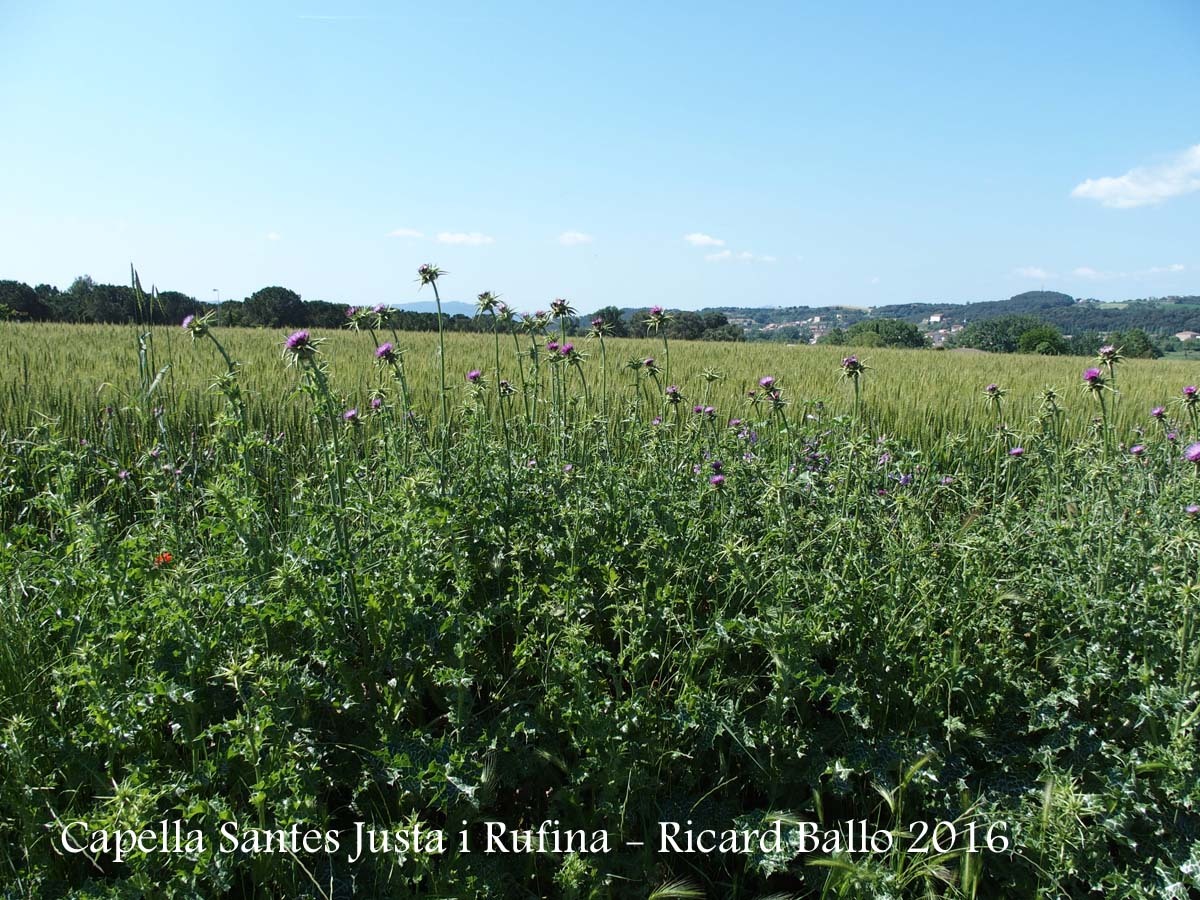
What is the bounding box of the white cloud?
[685,232,725,247]
[1075,263,1186,280]
[436,232,495,246]
[705,250,732,262]
[387,228,424,238]
[1071,144,1200,208]
[266,232,281,241]
[557,231,593,246]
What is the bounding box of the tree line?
[0,278,745,341]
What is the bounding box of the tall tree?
[0,280,50,320]
[243,286,304,327]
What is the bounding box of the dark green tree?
[843,318,928,348]
[1017,324,1068,355]
[952,315,1046,353]
[817,327,847,345]
[243,286,304,328]
[0,280,50,320]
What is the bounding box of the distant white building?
[928,314,943,324]
[1175,330,1200,342]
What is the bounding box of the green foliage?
[1016,324,1068,355]
[1108,328,1163,359]
[0,311,1199,897]
[952,315,1047,353]
[242,286,304,328]
[817,327,845,345]
[842,318,928,348]
[0,280,50,320]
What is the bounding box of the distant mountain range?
[388,291,1200,341]
[392,300,477,316]
[703,291,1200,338]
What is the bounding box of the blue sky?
[1,1,1198,311]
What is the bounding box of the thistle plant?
[840,355,869,423]
[587,315,612,418]
[418,264,450,482]
[183,312,246,430]
[645,305,673,386]
[1181,385,1199,433]
[282,328,359,617]
[1083,366,1112,454]
[983,382,1006,426]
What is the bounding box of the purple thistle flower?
[711,459,724,473]
[181,314,195,330]
[1009,447,1025,457]
[1186,442,1200,464]
[703,406,716,418]
[591,317,604,328]
[346,306,359,318]
[370,396,383,410]
[563,463,574,474]
[560,342,574,356]
[1083,367,1102,384]
[643,357,655,368]
[1130,444,1146,457]
[692,404,704,414]
[759,376,776,390]
[1187,504,1200,518]
[1098,344,1117,359]
[898,473,914,486]
[118,469,129,481]
[376,342,396,362]
[652,416,663,425]
[284,330,311,352]
[373,303,386,315]
[1184,385,1198,402]
[984,383,1000,396]
[1151,406,1166,419]
[665,385,682,404]
[343,408,359,423]
[841,355,867,377]
[940,476,955,485]
[466,369,483,384]
[650,305,664,316]
[547,341,560,353]
[728,418,742,428]
[1167,431,1178,442]
[709,474,726,488]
